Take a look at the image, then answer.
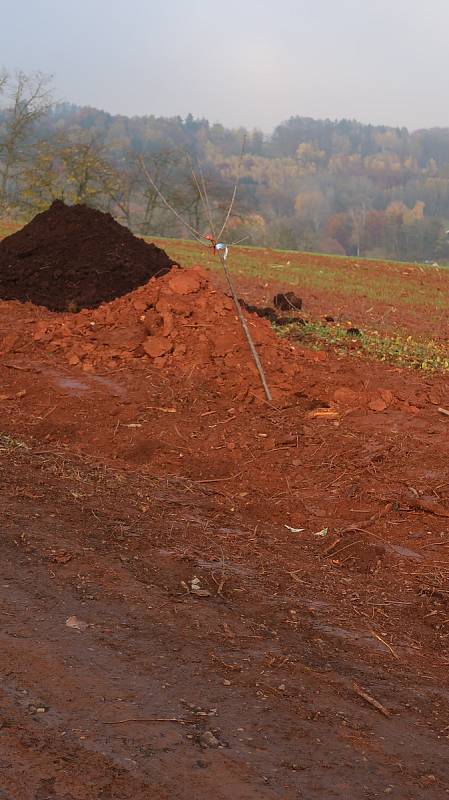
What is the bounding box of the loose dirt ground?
[1,226,449,798]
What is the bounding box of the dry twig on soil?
[353,682,392,718]
[370,630,399,660]
[104,717,196,726]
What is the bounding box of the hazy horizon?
[2,0,449,132]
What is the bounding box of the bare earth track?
[0,215,449,798]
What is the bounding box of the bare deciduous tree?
[0,70,53,213]
[0,69,8,96]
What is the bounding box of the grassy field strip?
[279,320,449,373]
[151,237,449,312]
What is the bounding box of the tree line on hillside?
[1,69,449,262]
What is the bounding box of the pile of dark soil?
[0,200,176,311]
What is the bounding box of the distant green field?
[280,320,449,374]
[151,236,449,313]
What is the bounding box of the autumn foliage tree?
[2,69,449,261]
[20,134,123,214]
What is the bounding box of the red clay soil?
[0,265,305,402]
[0,201,175,311]
[160,239,449,340]
[1,265,449,797]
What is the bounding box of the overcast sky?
[1,0,448,131]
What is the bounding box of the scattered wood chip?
[343,502,393,533]
[411,496,449,518]
[370,630,399,660]
[184,577,211,597]
[353,682,392,718]
[52,552,73,564]
[419,586,449,600]
[438,407,449,417]
[322,537,341,556]
[211,653,242,671]
[306,408,339,420]
[65,615,88,632]
[195,472,242,484]
[145,406,177,413]
[191,588,211,598]
[105,717,195,726]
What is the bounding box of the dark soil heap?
[0,200,176,311]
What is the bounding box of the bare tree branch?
[138,155,207,244]
[0,70,53,213]
[217,135,246,241]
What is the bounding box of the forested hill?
[2,71,449,261]
[47,103,449,167]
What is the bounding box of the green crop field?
[151,236,449,314]
[1,221,447,312]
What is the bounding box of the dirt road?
[1,440,448,799]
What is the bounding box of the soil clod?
[273,291,302,311]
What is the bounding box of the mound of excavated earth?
[0,200,175,311]
[0,265,311,401]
